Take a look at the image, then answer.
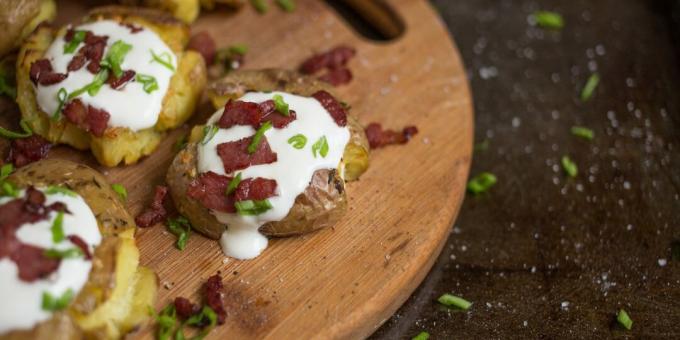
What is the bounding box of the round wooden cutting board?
[0,0,472,338]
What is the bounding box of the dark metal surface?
[371,0,680,338]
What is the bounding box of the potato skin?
[15,6,207,167]
[0,0,56,57]
[0,159,157,340]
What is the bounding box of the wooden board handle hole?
[325,0,405,41]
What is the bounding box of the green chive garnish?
[42,289,74,311]
[437,293,472,310]
[580,73,600,102]
[150,49,175,71]
[44,247,84,259]
[474,139,489,152]
[136,74,159,93]
[229,44,248,55]
[111,184,127,202]
[0,163,13,180]
[617,309,633,330]
[0,181,19,197]
[235,199,272,216]
[467,172,497,195]
[150,304,177,340]
[287,134,307,149]
[180,305,218,339]
[571,126,594,140]
[0,119,33,139]
[68,69,109,99]
[532,11,564,30]
[51,211,65,243]
[101,40,132,78]
[276,0,296,12]
[251,0,268,13]
[166,216,191,251]
[174,133,188,151]
[411,331,430,340]
[272,94,290,116]
[248,121,273,154]
[53,88,68,120]
[201,125,219,145]
[311,136,329,158]
[561,156,578,177]
[226,173,242,196]
[45,185,77,197]
[63,30,87,54]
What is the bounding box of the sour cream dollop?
[0,189,101,334]
[197,92,350,259]
[35,20,176,131]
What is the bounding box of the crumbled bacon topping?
[123,23,143,33]
[107,70,136,90]
[234,178,277,201]
[29,59,67,86]
[187,31,217,65]
[62,99,111,137]
[300,46,356,74]
[311,90,347,127]
[187,172,236,213]
[218,100,263,129]
[364,123,419,149]
[259,100,297,128]
[7,135,52,168]
[204,274,226,325]
[174,297,199,319]
[135,186,169,228]
[68,235,92,260]
[217,136,277,174]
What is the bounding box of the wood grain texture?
[0,0,473,338]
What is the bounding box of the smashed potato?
[0,0,56,57]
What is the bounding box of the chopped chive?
[617,309,633,330]
[0,119,33,139]
[51,211,65,243]
[68,69,109,99]
[235,199,272,216]
[201,125,219,145]
[0,181,19,197]
[570,126,594,140]
[150,49,175,71]
[226,173,242,196]
[53,88,68,120]
[287,134,307,149]
[180,305,218,339]
[0,163,13,180]
[411,331,430,340]
[229,44,248,55]
[101,40,132,78]
[474,139,489,152]
[63,30,87,54]
[532,11,564,30]
[251,0,268,13]
[272,94,290,116]
[467,172,497,195]
[111,184,127,202]
[45,185,77,197]
[437,293,472,310]
[580,73,600,102]
[561,156,578,177]
[150,304,177,340]
[248,121,273,154]
[311,136,329,158]
[174,133,188,151]
[44,247,83,259]
[276,0,296,12]
[41,289,74,311]
[166,216,191,250]
[136,73,159,93]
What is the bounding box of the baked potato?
[15,6,207,167]
[0,0,56,58]
[118,0,244,23]
[167,69,370,241]
[0,159,157,340]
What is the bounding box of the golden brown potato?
[119,0,200,23]
[0,0,56,57]
[15,6,207,167]
[0,159,157,340]
[167,69,369,238]
[200,0,245,10]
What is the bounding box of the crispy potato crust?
[0,159,157,340]
[15,6,207,167]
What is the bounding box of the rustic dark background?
[371,0,680,339]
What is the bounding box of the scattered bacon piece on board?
[135,186,169,228]
[365,123,419,149]
[188,31,217,65]
[7,135,52,168]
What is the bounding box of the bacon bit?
[123,23,143,33]
[84,42,106,74]
[318,66,353,86]
[217,136,277,174]
[187,172,236,213]
[84,32,108,46]
[135,186,169,228]
[218,100,263,129]
[63,99,87,125]
[11,244,61,282]
[204,274,226,325]
[107,70,136,90]
[258,100,275,116]
[67,54,86,72]
[29,59,67,86]
[62,100,110,137]
[262,109,297,129]
[187,31,217,65]
[174,297,199,319]
[67,235,92,260]
[311,90,347,127]
[7,135,52,168]
[64,28,77,42]
[300,45,356,74]
[234,178,277,202]
[364,123,419,149]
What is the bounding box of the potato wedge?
[0,159,157,340]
